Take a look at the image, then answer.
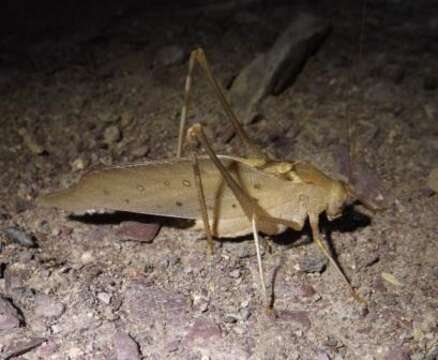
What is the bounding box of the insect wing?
[38,159,203,219]
[38,156,302,236]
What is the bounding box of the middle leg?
[186,123,270,306]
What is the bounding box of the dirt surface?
[1,2,437,359]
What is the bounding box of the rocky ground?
[0,1,437,359]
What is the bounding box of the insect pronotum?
[38,48,370,307]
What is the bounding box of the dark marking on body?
[254,184,261,190]
[103,189,110,196]
[176,201,183,207]
[137,184,145,192]
[124,199,130,204]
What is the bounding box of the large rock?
[230,13,330,123]
[0,295,22,330]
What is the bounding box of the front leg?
[309,213,366,304]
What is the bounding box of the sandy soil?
[0,2,437,359]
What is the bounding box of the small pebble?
[104,125,122,145]
[80,251,96,264]
[166,340,179,353]
[0,296,22,330]
[426,346,438,360]
[120,111,133,127]
[239,307,251,321]
[98,111,115,123]
[384,347,411,360]
[296,254,327,273]
[71,158,89,171]
[51,227,62,236]
[184,318,222,344]
[116,222,160,243]
[4,267,26,291]
[427,168,438,193]
[423,103,436,120]
[192,291,210,313]
[18,128,46,155]
[224,314,239,324]
[229,269,241,278]
[316,352,331,360]
[293,284,316,298]
[132,145,150,158]
[144,263,154,274]
[51,323,62,334]
[1,227,37,248]
[34,294,65,319]
[97,292,112,305]
[277,310,311,330]
[419,310,437,333]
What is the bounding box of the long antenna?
[346,0,368,186]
